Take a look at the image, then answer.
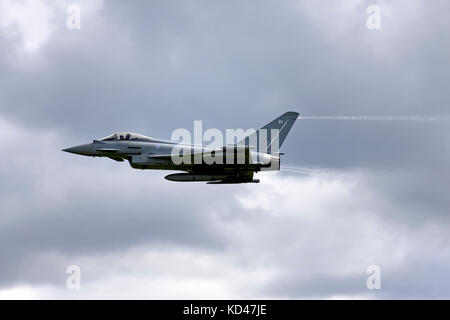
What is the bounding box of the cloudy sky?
[0,0,449,299]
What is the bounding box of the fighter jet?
[63,111,299,184]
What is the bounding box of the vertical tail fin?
[238,111,299,154]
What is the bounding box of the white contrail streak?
[280,166,325,176]
[299,116,450,122]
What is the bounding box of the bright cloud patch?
[0,0,103,52]
[0,0,54,52]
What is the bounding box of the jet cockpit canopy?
[100,132,152,141]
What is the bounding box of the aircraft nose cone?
[62,143,94,156]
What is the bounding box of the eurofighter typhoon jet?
[63,111,299,184]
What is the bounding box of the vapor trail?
[299,116,450,122]
[280,166,325,176]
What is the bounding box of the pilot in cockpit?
[100,133,152,142]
